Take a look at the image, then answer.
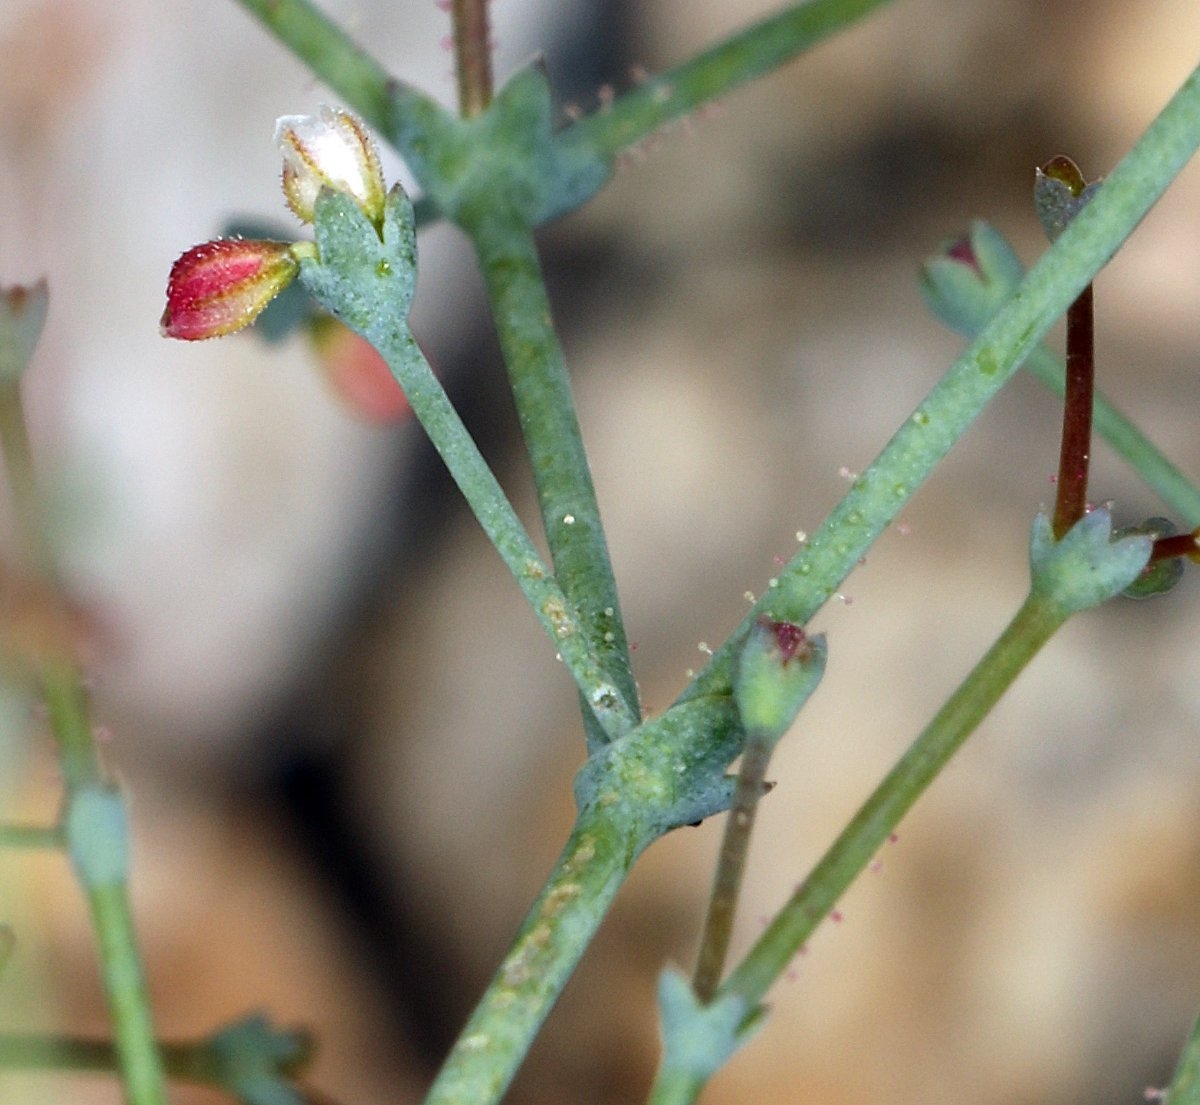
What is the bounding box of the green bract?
[652,968,760,1100]
[64,784,130,889]
[388,62,611,227]
[573,696,742,837]
[1029,509,1152,615]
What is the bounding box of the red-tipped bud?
[275,106,386,227]
[161,239,299,341]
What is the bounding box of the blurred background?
[3,0,1200,1102]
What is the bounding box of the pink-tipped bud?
[161,239,299,341]
[308,314,410,424]
[275,106,386,226]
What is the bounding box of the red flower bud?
[161,239,299,341]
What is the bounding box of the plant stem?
[422,808,644,1105]
[0,380,166,1105]
[450,0,493,118]
[1024,345,1200,525]
[87,884,166,1105]
[0,1033,232,1084]
[719,590,1066,1011]
[361,323,638,741]
[680,57,1200,708]
[692,734,773,1001]
[0,822,61,849]
[562,0,895,162]
[1151,531,1200,561]
[1052,283,1095,538]
[462,205,640,743]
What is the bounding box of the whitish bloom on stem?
[275,106,386,227]
[161,239,300,341]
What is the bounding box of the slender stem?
[562,0,895,162]
[1053,284,1095,538]
[692,735,772,1001]
[1024,345,1200,525]
[361,324,638,741]
[86,886,166,1105]
[462,205,640,743]
[1151,531,1200,561]
[679,58,1200,709]
[0,380,166,1105]
[450,0,493,118]
[422,808,644,1105]
[719,591,1066,1011]
[0,822,62,849]
[1165,1007,1200,1105]
[231,0,396,135]
[0,1033,233,1085]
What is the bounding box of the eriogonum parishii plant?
[5,2,1200,1105]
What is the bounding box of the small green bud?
[918,221,1024,338]
[734,618,827,744]
[64,784,130,888]
[1119,517,1186,599]
[1034,155,1101,242]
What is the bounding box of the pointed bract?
[161,239,299,341]
[275,106,386,226]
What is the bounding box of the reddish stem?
[451,0,493,118]
[1052,282,1094,539]
[1150,531,1200,562]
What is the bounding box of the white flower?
[274,106,386,226]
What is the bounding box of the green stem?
[0,382,165,1105]
[231,0,396,134]
[450,0,493,118]
[0,822,61,849]
[422,808,644,1105]
[562,0,896,162]
[363,324,638,741]
[1166,1006,1200,1105]
[1024,345,1200,524]
[86,885,167,1105]
[720,590,1066,1010]
[692,734,772,1001]
[681,58,1200,708]
[462,205,640,744]
[0,1033,229,1085]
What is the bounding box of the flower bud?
[1034,155,1101,242]
[1119,517,1187,598]
[0,280,48,385]
[161,239,299,341]
[918,221,1024,339]
[734,617,827,745]
[275,106,386,227]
